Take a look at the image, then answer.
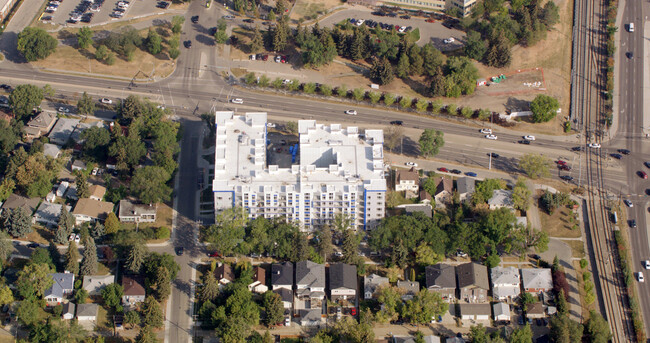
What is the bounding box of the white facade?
[213,112,386,230]
[490,267,521,301]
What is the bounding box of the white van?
[629,23,634,32]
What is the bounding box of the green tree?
[396,52,410,78]
[81,126,111,161]
[95,45,108,61]
[2,207,33,238]
[200,272,220,303]
[141,295,164,328]
[272,19,288,51]
[320,84,332,96]
[549,314,583,343]
[541,1,560,27]
[469,324,488,343]
[65,241,80,275]
[215,30,228,44]
[17,27,57,61]
[9,84,45,121]
[509,324,533,343]
[91,221,105,238]
[375,286,401,323]
[171,16,185,34]
[105,212,120,234]
[17,299,40,326]
[124,310,141,329]
[0,285,13,307]
[75,288,89,303]
[203,208,247,256]
[169,48,180,60]
[262,291,284,326]
[485,32,512,67]
[317,227,333,261]
[0,232,12,265]
[145,30,162,55]
[519,153,551,179]
[530,94,560,123]
[76,91,95,116]
[152,265,171,301]
[370,57,394,85]
[512,179,531,211]
[415,243,442,266]
[76,27,93,49]
[250,25,263,54]
[342,229,359,264]
[421,43,444,77]
[75,172,89,199]
[0,119,22,156]
[399,96,412,110]
[415,99,429,112]
[418,129,444,157]
[16,263,53,299]
[464,30,487,61]
[584,310,612,343]
[135,325,157,343]
[131,166,172,204]
[402,290,449,324]
[80,237,98,276]
[126,243,147,274]
[285,121,298,134]
[101,283,123,309]
[352,88,365,101]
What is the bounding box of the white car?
[443,37,455,44]
[485,134,498,140]
[588,143,601,148]
[100,98,112,104]
[639,272,645,282]
[230,98,243,104]
[275,55,282,63]
[355,19,365,26]
[47,6,58,11]
[334,251,343,257]
[92,167,99,176]
[480,128,492,134]
[624,199,633,208]
[398,26,406,33]
[344,110,357,115]
[266,123,276,128]
[58,107,70,113]
[644,260,650,269]
[523,135,536,141]
[405,162,418,167]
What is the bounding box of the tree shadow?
[401,77,429,97]
[504,97,531,112]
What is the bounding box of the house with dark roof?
[395,168,420,192]
[1,193,39,215]
[271,262,293,291]
[248,266,268,294]
[329,263,357,302]
[48,118,80,146]
[456,263,489,303]
[118,200,157,223]
[457,177,475,203]
[121,276,145,308]
[433,177,453,205]
[44,272,75,304]
[295,261,325,307]
[526,302,546,318]
[364,274,389,299]
[425,264,456,302]
[215,263,234,286]
[419,189,432,204]
[62,302,75,320]
[398,204,433,218]
[273,287,294,310]
[397,280,420,301]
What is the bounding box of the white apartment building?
[212,112,386,231]
[385,0,478,17]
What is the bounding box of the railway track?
[575,0,633,340]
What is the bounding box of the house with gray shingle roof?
[299,308,323,327]
[34,202,71,228]
[44,272,75,304]
[397,280,420,301]
[521,268,553,294]
[329,263,357,302]
[490,267,521,301]
[456,263,489,303]
[457,177,475,203]
[76,303,99,321]
[48,118,80,145]
[295,261,325,306]
[364,274,389,299]
[488,190,514,210]
[425,264,456,302]
[83,274,115,296]
[43,143,61,158]
[1,193,39,215]
[271,262,293,291]
[62,302,75,320]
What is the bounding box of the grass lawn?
[564,239,585,258]
[539,206,581,239]
[25,224,53,244]
[120,203,173,232]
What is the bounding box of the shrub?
[352,88,365,101]
[383,93,396,106]
[272,78,283,89]
[156,227,170,240]
[399,96,412,109]
[415,99,428,112]
[105,53,116,65]
[258,75,270,87]
[244,72,257,85]
[430,100,442,114]
[460,107,473,118]
[287,79,300,91]
[445,103,457,115]
[336,85,348,98]
[580,258,588,269]
[303,82,316,94]
[320,84,333,96]
[368,92,381,104]
[477,109,491,120]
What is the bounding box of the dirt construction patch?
[290,0,342,23]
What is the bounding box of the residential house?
[295,261,326,308]
[459,303,491,321]
[88,185,107,201]
[299,308,323,327]
[526,302,546,319]
[425,264,456,302]
[71,159,86,171]
[48,118,80,145]
[34,202,71,228]
[364,274,389,299]
[273,287,294,310]
[395,168,419,192]
[25,111,57,140]
[248,266,268,294]
[83,275,115,296]
[76,303,99,321]
[215,263,234,286]
[271,262,293,291]
[490,267,521,301]
[118,200,157,223]
[56,181,69,197]
[419,189,432,204]
[393,336,442,343]
[521,268,553,294]
[0,193,39,215]
[488,190,514,210]
[456,177,475,203]
[44,272,75,304]
[424,337,442,343]
[71,121,105,143]
[43,143,61,158]
[493,302,511,322]
[456,263,489,303]
[398,204,433,218]
[65,184,78,200]
[397,280,420,301]
[122,277,146,307]
[433,177,453,205]
[62,303,75,320]
[446,338,467,343]
[329,263,357,302]
[72,198,114,225]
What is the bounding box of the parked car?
[443,37,455,44]
[465,172,477,177]
[624,199,633,207]
[629,219,637,228]
[184,40,192,48]
[175,247,184,256]
[644,260,650,269]
[611,153,623,159]
[489,152,499,158]
[208,251,221,257]
[645,161,650,168]
[437,167,448,172]
[638,271,644,282]
[560,175,574,181]
[390,120,403,126]
[619,149,631,155]
[27,242,40,248]
[588,143,601,148]
[191,15,199,23]
[450,169,462,174]
[639,171,648,179]
[556,160,567,165]
[559,165,571,171]
[405,162,417,167]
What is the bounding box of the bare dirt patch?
[290,0,342,23]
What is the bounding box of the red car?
[350,307,357,316]
[426,19,435,23]
[556,160,567,165]
[559,165,571,171]
[208,251,221,257]
[261,54,269,61]
[438,167,449,172]
[281,55,287,63]
[639,171,648,179]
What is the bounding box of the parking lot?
[317,9,466,50]
[40,0,170,26]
